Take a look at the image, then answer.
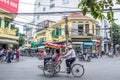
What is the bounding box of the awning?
[45,42,65,49]
[0,39,19,45]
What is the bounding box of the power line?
[0,7,120,16]
[19,2,79,9]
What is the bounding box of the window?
[56,28,62,36]
[38,2,40,7]
[85,24,89,33]
[50,0,54,2]
[43,7,46,11]
[4,17,10,28]
[71,23,78,36]
[11,24,15,29]
[92,24,94,34]
[51,30,55,38]
[0,18,1,27]
[78,24,83,35]
[63,0,69,4]
[37,15,40,19]
[50,3,55,9]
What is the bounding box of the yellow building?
[0,14,19,49]
[35,20,56,47]
[45,13,100,52]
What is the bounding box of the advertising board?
[0,0,19,13]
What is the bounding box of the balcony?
[36,28,44,32]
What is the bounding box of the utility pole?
[64,16,69,47]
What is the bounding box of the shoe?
[67,68,71,74]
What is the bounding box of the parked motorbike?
[76,52,91,62]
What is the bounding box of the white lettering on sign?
[0,0,18,8]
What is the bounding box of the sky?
[15,0,35,33]
[15,0,120,33]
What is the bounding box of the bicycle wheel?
[43,63,55,77]
[55,65,61,74]
[71,64,85,78]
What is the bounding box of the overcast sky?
[15,0,120,33]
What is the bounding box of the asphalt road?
[0,56,120,80]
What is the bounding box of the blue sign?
[83,42,93,45]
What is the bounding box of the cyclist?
[63,45,76,74]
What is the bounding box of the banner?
[0,0,19,13]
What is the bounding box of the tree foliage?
[18,36,25,46]
[78,0,120,23]
[111,23,120,44]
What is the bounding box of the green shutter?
[58,28,62,36]
[11,24,15,29]
[0,18,1,27]
[4,20,9,28]
[51,30,55,38]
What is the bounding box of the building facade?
[44,13,100,53]
[34,0,80,24]
[0,0,19,49]
[101,18,111,54]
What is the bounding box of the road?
[0,56,120,80]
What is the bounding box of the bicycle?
[41,57,85,78]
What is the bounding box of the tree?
[78,0,120,23]
[18,36,25,46]
[111,23,120,45]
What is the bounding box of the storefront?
[0,38,18,49]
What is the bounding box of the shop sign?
[83,42,93,45]
[0,0,19,13]
[71,38,92,42]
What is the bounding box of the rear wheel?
[43,63,55,77]
[71,64,85,78]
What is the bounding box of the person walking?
[7,49,12,63]
[15,49,20,62]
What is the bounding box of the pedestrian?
[7,49,12,63]
[15,49,20,62]
[83,48,87,59]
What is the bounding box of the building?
[34,0,80,24]
[101,18,111,54]
[45,13,100,53]
[35,20,56,47]
[0,0,19,49]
